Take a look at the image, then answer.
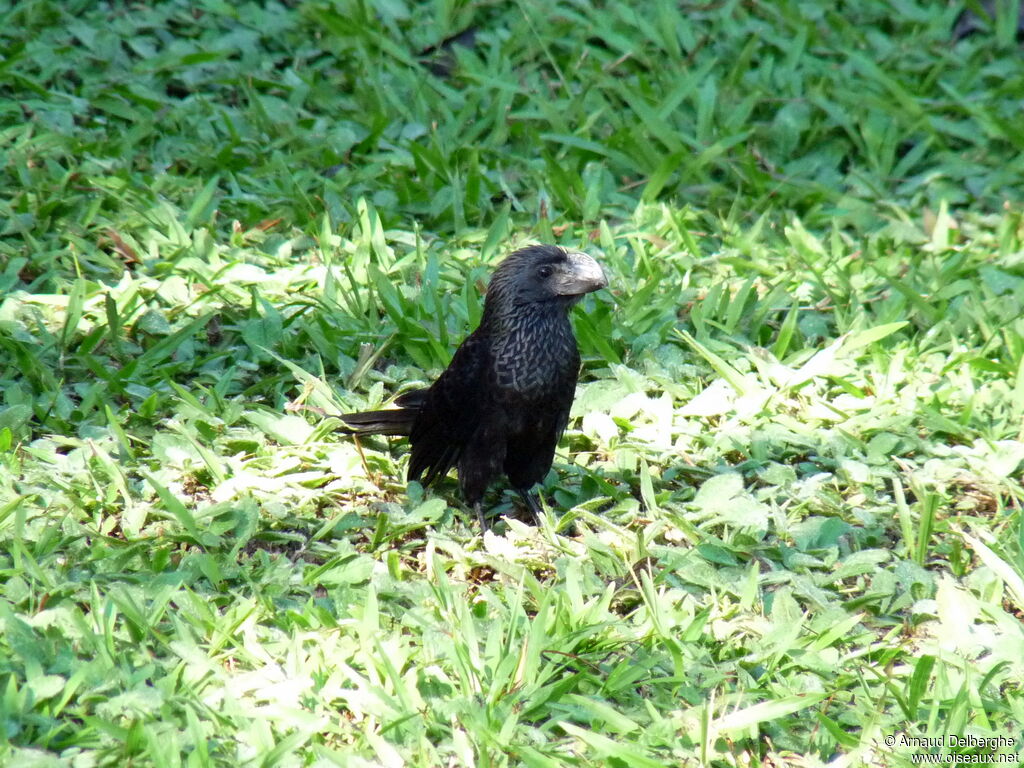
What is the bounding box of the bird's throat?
[491,309,578,396]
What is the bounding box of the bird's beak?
[555,251,608,296]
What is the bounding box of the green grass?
[2,0,1024,765]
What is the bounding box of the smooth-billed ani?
[340,244,607,526]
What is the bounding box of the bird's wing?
[394,388,428,409]
[406,331,493,487]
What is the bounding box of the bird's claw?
[518,490,543,524]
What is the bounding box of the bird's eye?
[537,265,553,279]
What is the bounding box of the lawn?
[2,0,1023,765]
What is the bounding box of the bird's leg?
[474,501,488,531]
[518,489,543,524]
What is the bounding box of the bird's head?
[486,245,607,313]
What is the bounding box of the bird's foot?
[517,490,544,524]
[473,502,488,531]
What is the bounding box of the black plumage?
[340,244,607,525]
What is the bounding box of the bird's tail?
[339,408,416,436]
[338,389,425,436]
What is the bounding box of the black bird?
[340,244,608,527]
